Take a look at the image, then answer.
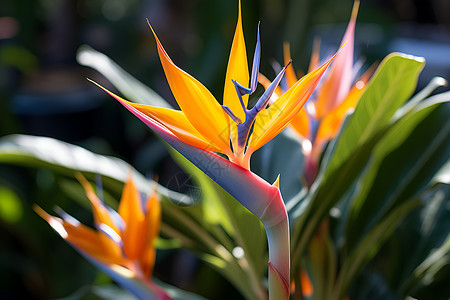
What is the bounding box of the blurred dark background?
[1,0,449,299]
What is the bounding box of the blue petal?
[253,60,291,112]
[249,23,261,93]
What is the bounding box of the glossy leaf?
[345,100,450,251]
[0,134,190,204]
[324,53,425,178]
[389,185,450,298]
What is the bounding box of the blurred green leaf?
[55,284,136,300]
[0,134,190,204]
[385,184,450,299]
[333,97,450,298]
[334,198,421,299]
[349,270,398,300]
[347,185,450,300]
[170,149,234,234]
[55,281,208,300]
[395,76,447,118]
[345,100,450,251]
[410,235,450,300]
[77,45,171,108]
[0,185,22,223]
[0,45,38,74]
[154,279,208,300]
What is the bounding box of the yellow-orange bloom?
[34,174,164,296]
[92,0,336,170]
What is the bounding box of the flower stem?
[262,207,290,299]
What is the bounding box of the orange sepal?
[140,192,161,277]
[289,107,310,139]
[283,42,298,88]
[149,22,230,152]
[33,205,123,265]
[119,177,146,261]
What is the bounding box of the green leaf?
[154,279,209,300]
[333,198,421,299]
[395,76,447,118]
[55,284,137,300]
[345,100,450,251]
[169,148,234,234]
[410,234,450,300]
[324,53,425,178]
[290,53,426,272]
[55,282,208,300]
[77,45,171,108]
[349,270,398,300]
[0,185,23,223]
[0,134,190,204]
[432,159,450,185]
[334,97,450,298]
[346,185,450,300]
[382,184,450,298]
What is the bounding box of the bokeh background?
[1,0,450,299]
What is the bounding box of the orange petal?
[76,174,125,259]
[289,107,310,138]
[248,52,338,152]
[315,77,366,143]
[140,192,161,277]
[76,174,120,234]
[118,177,146,261]
[89,80,221,152]
[315,0,359,118]
[283,42,298,88]
[149,23,230,152]
[300,270,313,296]
[127,103,222,152]
[34,205,123,264]
[223,0,249,122]
[308,37,321,73]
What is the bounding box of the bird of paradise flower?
[90,1,338,298]
[34,174,170,300]
[260,0,373,187]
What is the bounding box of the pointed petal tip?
[33,204,49,221]
[75,172,92,193]
[146,19,156,35]
[273,175,280,188]
[351,0,360,21]
[238,0,242,17]
[33,204,69,239]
